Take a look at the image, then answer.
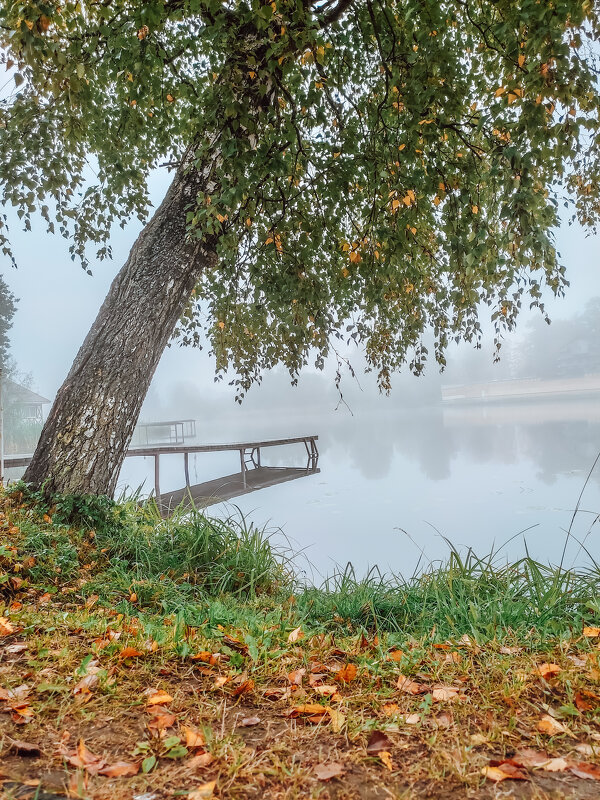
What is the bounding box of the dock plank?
[158,466,320,512]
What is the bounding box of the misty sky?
[2,166,599,415]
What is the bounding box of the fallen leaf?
[287,703,327,717]
[0,617,15,636]
[7,739,42,757]
[188,781,217,799]
[583,626,600,637]
[73,674,99,695]
[575,690,598,712]
[327,707,346,733]
[387,650,404,662]
[403,713,421,725]
[146,690,173,706]
[499,646,523,655]
[119,647,145,660]
[232,679,254,697]
[239,716,261,727]
[569,761,600,780]
[313,684,340,698]
[397,674,428,695]
[147,711,177,731]
[543,757,570,772]
[379,750,394,771]
[188,752,214,769]
[512,749,552,768]
[335,663,357,683]
[287,626,303,643]
[287,668,305,685]
[382,703,399,716]
[5,643,27,654]
[182,726,206,748]
[98,760,140,777]
[482,763,528,782]
[314,761,345,781]
[536,663,561,679]
[538,714,573,737]
[431,686,461,702]
[366,730,393,755]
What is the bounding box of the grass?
[2,485,600,799]
[4,481,600,643]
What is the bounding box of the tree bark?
[24,163,216,496]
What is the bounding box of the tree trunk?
[24,163,216,496]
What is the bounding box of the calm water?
[118,399,600,580]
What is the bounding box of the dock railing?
[4,435,319,500]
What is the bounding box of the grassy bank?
[1,486,600,799]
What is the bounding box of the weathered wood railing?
[4,435,319,501]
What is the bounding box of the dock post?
[184,451,190,487]
[154,454,161,500]
[240,448,246,488]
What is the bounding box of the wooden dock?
[158,465,320,512]
[4,434,319,513]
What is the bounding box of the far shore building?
[3,378,51,424]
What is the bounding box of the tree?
[0,275,17,371]
[1,0,599,495]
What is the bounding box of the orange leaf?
[287,703,327,717]
[583,626,600,637]
[0,617,15,637]
[232,679,254,697]
[182,726,206,748]
[387,649,404,662]
[379,751,394,771]
[98,761,140,777]
[146,690,173,706]
[537,714,572,736]
[335,663,357,683]
[535,663,561,679]
[119,646,144,660]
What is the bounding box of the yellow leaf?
[494,86,505,97]
[433,195,441,206]
[287,626,303,643]
[248,71,256,79]
[472,205,478,214]
[166,94,174,102]
[341,267,349,278]
[327,707,346,733]
[349,250,362,263]
[246,217,252,227]
[216,213,228,223]
[217,321,225,330]
[379,751,394,770]
[398,143,406,151]
[188,782,217,800]
[391,198,401,211]
[518,54,526,67]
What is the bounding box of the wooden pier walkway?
[4,434,319,513]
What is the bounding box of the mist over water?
[118,392,600,580]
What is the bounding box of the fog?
[2,173,600,577]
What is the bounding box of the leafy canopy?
[1,0,600,393]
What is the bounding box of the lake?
[118,398,600,581]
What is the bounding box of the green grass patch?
[2,484,600,645]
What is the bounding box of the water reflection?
[118,398,600,578]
